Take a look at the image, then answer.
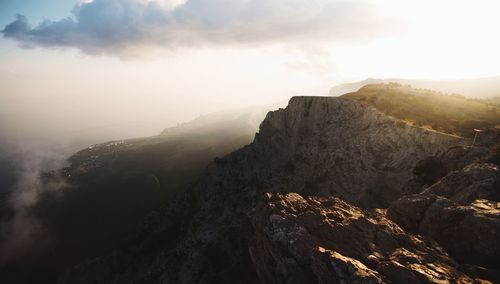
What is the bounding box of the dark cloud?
[2,14,30,40]
[2,0,402,55]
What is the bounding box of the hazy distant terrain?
[0,122,170,194]
[0,106,270,283]
[486,96,500,106]
[330,76,500,98]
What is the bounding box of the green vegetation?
[342,83,500,137]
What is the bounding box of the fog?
[0,144,69,263]
[0,39,325,268]
[0,41,336,194]
[2,0,500,182]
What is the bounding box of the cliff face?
[252,97,460,207]
[61,97,473,283]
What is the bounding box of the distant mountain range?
[329,76,500,98]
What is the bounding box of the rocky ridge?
[242,96,460,207]
[61,96,500,283]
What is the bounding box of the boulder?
[422,163,500,204]
[388,163,500,270]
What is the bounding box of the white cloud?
[1,0,402,55]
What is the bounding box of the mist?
[0,145,68,264]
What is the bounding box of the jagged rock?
[405,128,499,195]
[422,163,500,204]
[389,194,500,272]
[440,129,500,171]
[420,199,500,268]
[388,163,500,271]
[250,193,475,283]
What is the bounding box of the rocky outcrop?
[422,163,500,204]
[389,195,500,270]
[388,163,500,271]
[250,193,476,283]
[253,97,460,207]
[439,129,500,172]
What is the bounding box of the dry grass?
[343,83,500,137]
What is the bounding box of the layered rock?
[405,128,500,195]
[252,97,461,208]
[250,193,476,284]
[388,163,500,271]
[422,163,500,204]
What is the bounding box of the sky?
[1,0,500,150]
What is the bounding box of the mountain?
[59,93,499,283]
[3,86,499,283]
[342,83,500,137]
[0,106,269,283]
[329,76,500,98]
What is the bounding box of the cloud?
[2,0,403,55]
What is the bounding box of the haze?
[1,0,500,153]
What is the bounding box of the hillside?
[0,107,268,283]
[486,96,500,106]
[329,76,500,98]
[342,83,500,137]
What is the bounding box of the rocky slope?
[61,96,473,283]
[250,193,475,283]
[388,163,500,270]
